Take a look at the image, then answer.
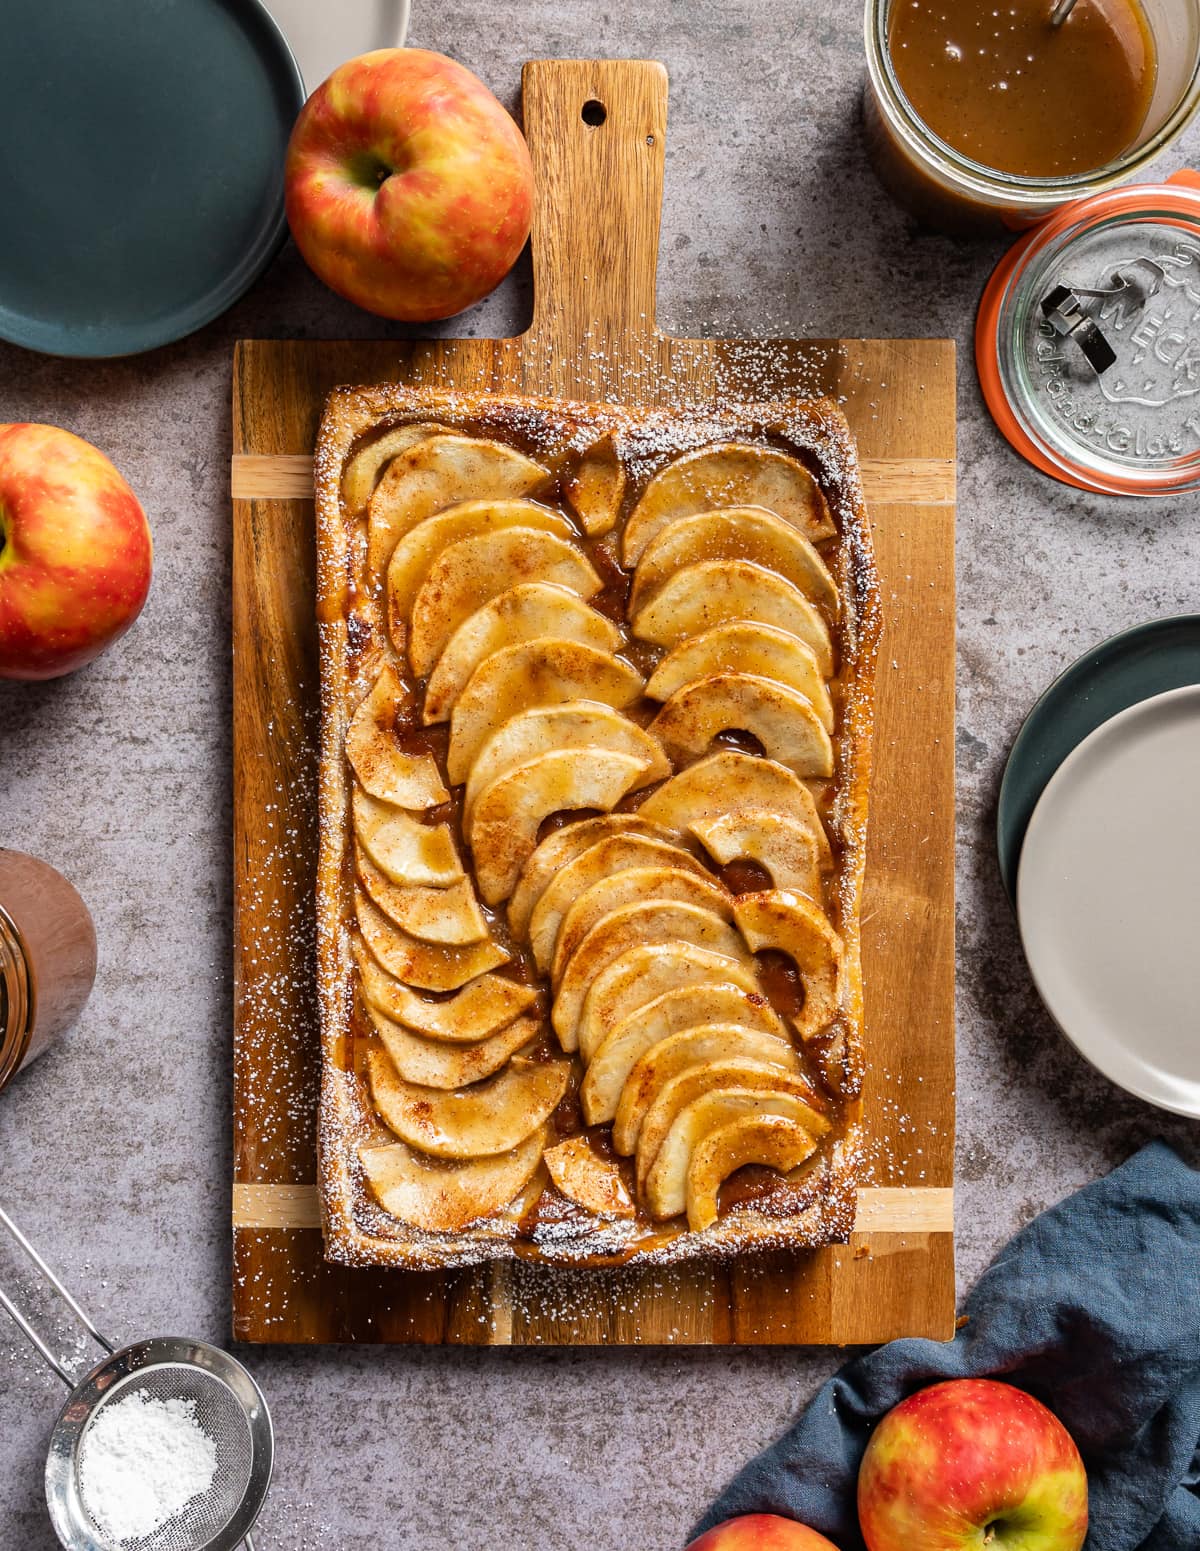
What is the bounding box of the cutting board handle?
[521,59,667,365]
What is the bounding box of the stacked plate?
[0,0,304,357]
[0,0,408,357]
[1000,618,1200,1118]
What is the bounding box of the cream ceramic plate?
[263,0,409,89]
[1017,685,1200,1118]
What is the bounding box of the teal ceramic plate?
[0,0,304,358]
[997,615,1200,901]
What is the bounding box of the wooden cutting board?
[230,59,956,1345]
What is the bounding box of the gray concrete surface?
[2,2,1198,1547]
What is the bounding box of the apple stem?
[983,1527,996,1546]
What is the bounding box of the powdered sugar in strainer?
[0,1204,272,1551]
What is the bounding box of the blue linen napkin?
[696,1141,1200,1551]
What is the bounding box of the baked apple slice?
[346,666,448,809]
[733,889,845,1040]
[352,788,463,887]
[552,867,734,986]
[355,891,507,992]
[631,559,833,671]
[543,1135,635,1219]
[637,751,830,867]
[366,1050,570,1158]
[622,443,835,565]
[365,1000,537,1089]
[564,434,626,536]
[612,1023,801,1155]
[645,1091,820,1222]
[423,582,622,725]
[354,943,537,1041]
[631,507,839,619]
[635,1059,828,1195]
[447,640,644,785]
[691,810,826,898]
[649,672,834,779]
[358,1128,546,1231]
[367,433,547,581]
[528,834,712,973]
[469,748,655,905]
[355,845,488,946]
[408,527,601,675]
[687,1113,819,1231]
[582,1007,793,1128]
[552,901,748,1051]
[507,814,680,941]
[576,943,762,1063]
[464,703,669,826]
[386,498,573,633]
[606,980,785,1050]
[341,422,445,516]
[646,622,833,731]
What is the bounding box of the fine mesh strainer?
[0,1204,272,1551]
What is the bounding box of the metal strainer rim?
[45,1337,273,1551]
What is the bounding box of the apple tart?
[315,386,881,1268]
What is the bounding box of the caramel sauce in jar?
[888,0,1156,178]
[863,0,1199,233]
[0,850,97,1091]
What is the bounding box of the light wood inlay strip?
[230,453,956,507]
[231,1182,953,1233]
[232,454,315,499]
[859,457,955,505]
[853,1186,954,1234]
[234,1183,322,1230]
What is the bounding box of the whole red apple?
[685,1515,842,1551]
[0,424,152,681]
[858,1379,1088,1551]
[285,48,534,321]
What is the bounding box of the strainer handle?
[0,1202,114,1386]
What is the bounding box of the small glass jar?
[864,0,1200,235]
[977,172,1200,495]
[0,850,97,1092]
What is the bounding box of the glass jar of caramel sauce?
[865,0,1200,234]
[0,850,97,1091]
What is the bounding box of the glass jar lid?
[977,172,1200,496]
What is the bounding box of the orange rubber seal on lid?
[975,170,1200,495]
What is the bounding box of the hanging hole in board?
[581,99,607,127]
